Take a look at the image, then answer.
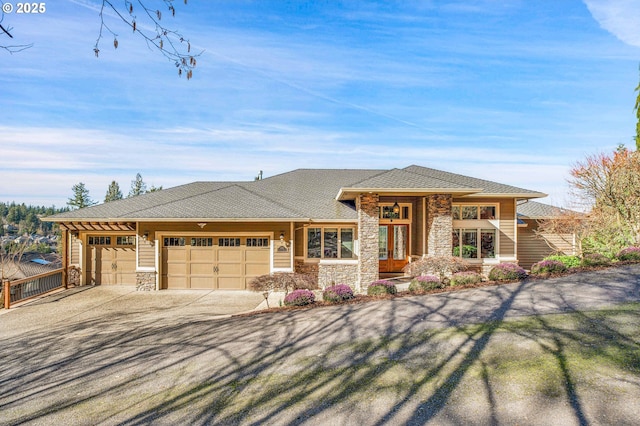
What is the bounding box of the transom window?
[116,236,136,246]
[247,238,269,247]
[379,203,410,220]
[307,227,355,259]
[191,237,213,247]
[452,205,497,220]
[88,236,111,245]
[219,238,241,247]
[452,228,496,259]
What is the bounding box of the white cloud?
[584,0,640,47]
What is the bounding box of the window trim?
[378,202,412,223]
[452,227,497,260]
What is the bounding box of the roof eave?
[456,192,548,199]
[45,217,309,223]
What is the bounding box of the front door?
[379,224,409,273]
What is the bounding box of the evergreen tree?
[105,180,123,202]
[67,182,96,210]
[128,173,147,197]
[148,185,163,192]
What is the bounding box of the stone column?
[427,194,453,257]
[357,193,379,292]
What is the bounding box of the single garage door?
[87,235,137,285]
[162,236,270,290]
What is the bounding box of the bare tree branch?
[95,0,202,79]
[0,8,34,53]
[1,1,201,77]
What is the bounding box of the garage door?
[162,236,270,290]
[87,235,137,285]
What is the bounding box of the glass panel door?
[393,225,407,260]
[378,226,388,260]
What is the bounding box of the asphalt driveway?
[1,265,640,425]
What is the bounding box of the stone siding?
[317,263,358,289]
[427,194,453,257]
[295,260,319,281]
[68,266,81,287]
[357,193,379,292]
[136,272,156,291]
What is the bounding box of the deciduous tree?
[569,147,640,255]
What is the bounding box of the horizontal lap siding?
[138,238,155,268]
[499,200,516,259]
[518,219,574,269]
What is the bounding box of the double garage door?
[162,236,270,290]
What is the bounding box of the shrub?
[250,272,318,294]
[323,284,355,303]
[449,271,483,286]
[617,247,640,262]
[581,253,611,267]
[403,255,467,281]
[283,289,315,306]
[543,255,582,269]
[408,275,443,293]
[530,259,567,275]
[367,280,397,296]
[488,263,527,282]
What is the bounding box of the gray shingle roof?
[403,165,544,196]
[46,166,545,222]
[517,200,570,219]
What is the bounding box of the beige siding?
[499,200,516,258]
[518,219,574,269]
[274,250,291,268]
[70,234,80,265]
[137,237,155,268]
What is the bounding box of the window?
[191,237,213,247]
[88,236,111,245]
[452,228,495,259]
[379,203,410,220]
[116,236,136,246]
[307,228,322,259]
[307,227,356,259]
[247,238,269,247]
[453,204,497,220]
[219,238,240,247]
[164,237,185,247]
[340,228,354,259]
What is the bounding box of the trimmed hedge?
[408,275,443,293]
[323,284,355,303]
[450,271,482,286]
[488,263,527,282]
[283,289,316,306]
[367,280,397,296]
[531,259,567,275]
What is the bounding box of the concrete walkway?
[1,265,639,425]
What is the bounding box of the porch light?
[392,201,400,216]
[279,232,285,241]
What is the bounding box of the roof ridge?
[345,168,400,187]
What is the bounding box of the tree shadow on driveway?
[1,266,640,425]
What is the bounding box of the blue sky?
[1,0,639,208]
